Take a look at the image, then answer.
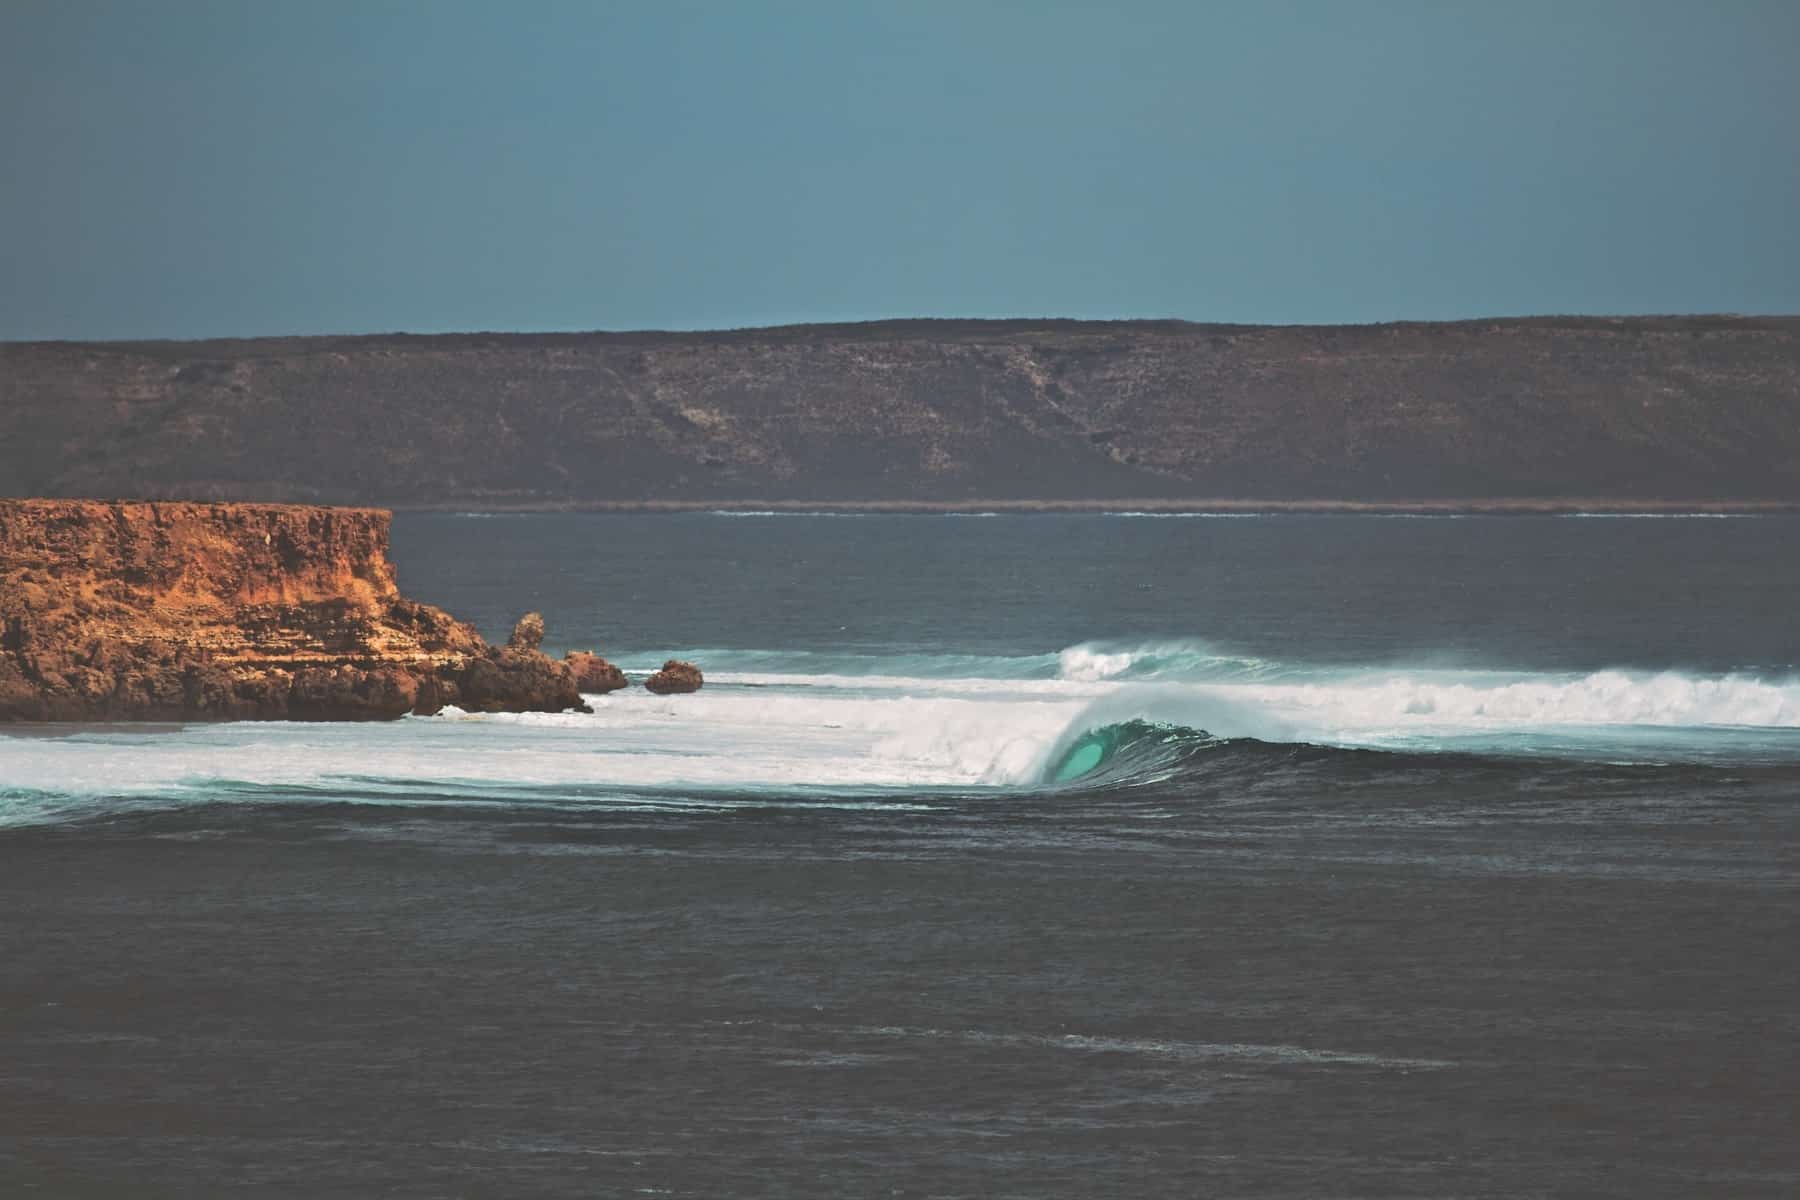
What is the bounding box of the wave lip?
[1040,719,1224,788]
[7,643,1800,830]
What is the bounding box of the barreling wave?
[1038,719,1227,788]
[5,638,1799,830]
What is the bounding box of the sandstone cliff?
[0,500,585,722]
[4,317,1800,505]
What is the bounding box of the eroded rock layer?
[0,500,585,721]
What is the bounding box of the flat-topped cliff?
[4,316,1799,506]
[0,500,584,721]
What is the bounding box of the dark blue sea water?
[3,513,1798,1196]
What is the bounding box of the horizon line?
[8,310,1800,349]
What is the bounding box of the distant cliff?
[0,500,584,721]
[4,316,1799,505]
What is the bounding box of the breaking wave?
[3,638,1798,828]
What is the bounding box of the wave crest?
[1056,639,1275,683]
[7,642,1800,828]
[1232,669,1800,732]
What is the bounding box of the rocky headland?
[4,316,1800,507]
[0,499,588,722]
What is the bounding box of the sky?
[2,0,1797,341]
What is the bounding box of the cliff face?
[0,500,584,721]
[4,316,1800,505]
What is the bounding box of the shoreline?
[390,497,1800,516]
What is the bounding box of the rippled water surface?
[3,514,1797,1196]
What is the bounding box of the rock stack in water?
[0,500,588,722]
[643,659,704,695]
[438,611,589,716]
[562,650,629,694]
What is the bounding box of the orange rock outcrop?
[563,650,629,694]
[643,659,703,695]
[0,500,586,721]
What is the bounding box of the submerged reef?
[0,499,586,721]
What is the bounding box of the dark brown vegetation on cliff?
[4,317,1799,506]
[0,500,586,722]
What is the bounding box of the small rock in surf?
[644,659,703,694]
[564,650,628,694]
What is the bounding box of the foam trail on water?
[1222,670,1800,734]
[1055,639,1279,682]
[4,642,1798,828]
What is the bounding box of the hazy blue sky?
[3,0,1797,340]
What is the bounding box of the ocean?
[3,513,1797,1197]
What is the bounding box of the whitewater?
[9,512,1800,1199]
[7,640,1798,829]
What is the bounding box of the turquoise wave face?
[1041,720,1225,787]
[7,647,1800,832]
[1049,733,1111,782]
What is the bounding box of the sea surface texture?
[4,513,1797,1197]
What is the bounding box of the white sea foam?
[1236,669,1800,732]
[0,686,1082,825]
[1054,639,1277,682]
[701,670,1114,697]
[1058,645,1140,681]
[3,647,1797,826]
[705,510,874,518]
